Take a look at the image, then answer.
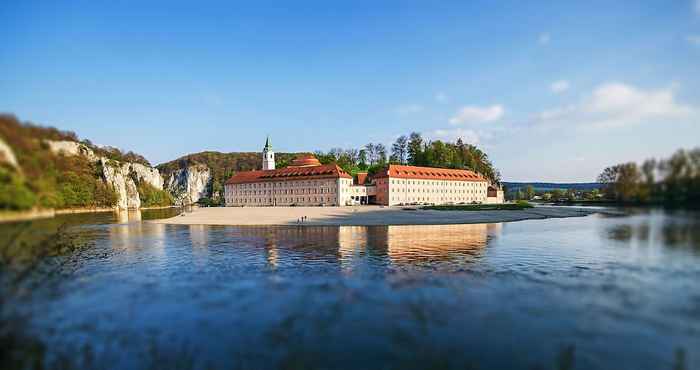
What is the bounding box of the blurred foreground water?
[1,208,699,370]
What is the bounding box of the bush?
[0,167,37,211]
[137,182,173,207]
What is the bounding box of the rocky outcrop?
[163,165,211,205]
[46,140,166,210]
[45,140,98,161]
[100,159,141,209]
[0,137,18,168]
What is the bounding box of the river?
[1,207,698,370]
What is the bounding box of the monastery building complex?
[224,137,504,207]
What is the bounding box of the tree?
[376,144,387,165]
[391,135,408,164]
[597,165,619,200]
[524,185,535,200]
[364,143,377,166]
[616,163,641,202]
[407,132,423,165]
[358,149,368,170]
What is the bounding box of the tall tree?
[407,132,423,165]
[391,135,408,164]
[376,144,387,165]
[364,143,377,166]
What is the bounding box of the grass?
[422,201,534,211]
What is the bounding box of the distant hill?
[156,151,302,204]
[502,182,603,194]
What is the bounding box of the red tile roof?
[289,154,322,167]
[373,164,487,182]
[226,164,352,185]
[355,172,368,185]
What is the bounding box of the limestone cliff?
[0,137,18,168]
[47,140,166,209]
[162,165,211,205]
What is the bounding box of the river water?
[1,208,699,370]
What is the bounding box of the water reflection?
[231,224,500,270]
[603,211,700,253]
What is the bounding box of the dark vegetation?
[423,201,533,211]
[314,132,500,183]
[136,182,173,207]
[597,148,700,207]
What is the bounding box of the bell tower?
[262,135,275,170]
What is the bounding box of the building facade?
[225,151,354,206]
[225,138,503,207]
[373,165,494,206]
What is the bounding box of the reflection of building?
[224,137,503,207]
[377,224,498,264]
[231,223,501,270]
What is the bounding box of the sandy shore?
[150,205,600,226]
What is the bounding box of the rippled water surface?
[2,208,699,370]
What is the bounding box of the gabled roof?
[226,164,352,185]
[355,172,368,185]
[373,164,487,182]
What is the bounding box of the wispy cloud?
[395,104,424,115]
[535,82,694,129]
[435,92,449,104]
[538,32,550,45]
[428,128,481,144]
[550,80,570,94]
[687,35,700,46]
[449,105,504,125]
[695,0,700,15]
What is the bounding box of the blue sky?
[1,0,699,182]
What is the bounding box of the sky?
[1,0,699,182]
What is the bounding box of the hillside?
[0,114,171,211]
[156,151,301,205]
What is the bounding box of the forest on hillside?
[0,115,170,211]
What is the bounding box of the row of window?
[236,180,335,189]
[235,187,336,196]
[390,179,484,187]
[234,196,336,204]
[391,188,485,194]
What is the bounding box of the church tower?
[262,136,275,170]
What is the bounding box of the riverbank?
[150,205,600,226]
[0,206,181,223]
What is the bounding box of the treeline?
[314,132,500,183]
[597,148,700,206]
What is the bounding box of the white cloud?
[687,35,700,46]
[429,128,480,144]
[395,104,424,115]
[536,82,694,129]
[538,33,550,45]
[435,92,449,104]
[449,105,504,125]
[550,80,570,94]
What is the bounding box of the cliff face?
[163,165,211,205]
[0,137,18,168]
[47,140,166,209]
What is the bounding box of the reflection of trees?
[605,218,700,253]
